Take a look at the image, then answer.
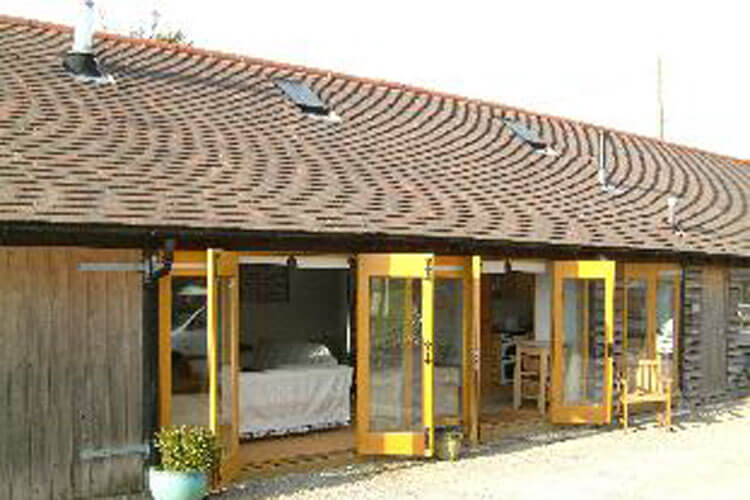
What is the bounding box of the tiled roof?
[1,16,749,258]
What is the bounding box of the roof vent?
[666,195,678,227]
[62,0,112,83]
[502,118,547,149]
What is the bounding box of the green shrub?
[154,426,221,473]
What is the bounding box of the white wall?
[534,268,552,341]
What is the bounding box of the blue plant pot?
[148,467,208,500]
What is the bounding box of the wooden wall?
[727,268,750,388]
[0,247,145,500]
[700,267,729,391]
[682,265,750,403]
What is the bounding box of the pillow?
[255,341,338,369]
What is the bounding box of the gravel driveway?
[217,399,750,500]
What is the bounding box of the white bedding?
[239,365,353,436]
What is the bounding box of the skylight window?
[275,79,329,115]
[502,118,547,149]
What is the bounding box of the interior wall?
[240,268,349,363]
[490,273,535,332]
[534,270,552,341]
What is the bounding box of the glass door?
[356,254,435,456]
[549,261,615,424]
[623,264,681,393]
[206,250,240,471]
[431,256,481,441]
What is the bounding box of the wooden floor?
[221,385,545,485]
[223,427,356,483]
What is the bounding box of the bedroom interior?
[167,257,355,442]
[237,264,354,439]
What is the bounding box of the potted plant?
[435,426,463,461]
[149,425,221,500]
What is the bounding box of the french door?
[158,250,240,474]
[622,263,681,392]
[206,250,240,469]
[355,254,481,456]
[356,254,436,456]
[549,261,615,424]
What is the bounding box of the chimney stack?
[72,0,96,54]
[63,0,103,79]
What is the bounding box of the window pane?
[369,277,423,432]
[434,278,463,423]
[218,276,235,455]
[626,278,649,362]
[657,271,677,383]
[562,278,606,405]
[171,277,209,426]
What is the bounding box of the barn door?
[356,254,435,456]
[549,261,615,424]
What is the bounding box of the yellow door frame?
[430,256,481,442]
[356,253,435,456]
[549,260,615,424]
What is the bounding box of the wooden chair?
[616,359,671,429]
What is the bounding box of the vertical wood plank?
[702,267,728,392]
[31,249,53,499]
[126,257,145,493]
[92,252,112,496]
[0,249,11,500]
[7,248,31,500]
[71,249,92,499]
[50,249,74,500]
[107,255,127,493]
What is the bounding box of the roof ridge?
[0,13,744,164]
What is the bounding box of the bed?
[239,341,353,437]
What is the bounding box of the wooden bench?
[616,359,671,429]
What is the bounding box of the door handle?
[424,340,433,364]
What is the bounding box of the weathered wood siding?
[728,268,750,388]
[682,265,750,403]
[700,267,729,390]
[0,247,145,500]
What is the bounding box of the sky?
[4,0,749,159]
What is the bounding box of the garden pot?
[435,432,463,461]
[148,467,208,500]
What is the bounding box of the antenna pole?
[658,56,665,140]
